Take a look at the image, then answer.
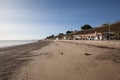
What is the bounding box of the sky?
[0,0,120,40]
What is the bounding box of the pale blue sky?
[0,0,120,40]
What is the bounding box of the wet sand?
[0,40,120,80]
[0,40,50,80]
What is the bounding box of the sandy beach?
[0,40,120,80]
[0,40,50,80]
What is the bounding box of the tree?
[50,35,54,38]
[57,33,64,39]
[102,23,109,26]
[66,30,73,34]
[58,33,64,36]
[81,24,93,30]
[46,35,54,39]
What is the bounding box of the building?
[73,32,103,40]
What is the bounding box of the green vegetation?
[46,35,55,40]
[57,33,64,39]
[66,30,73,34]
[81,24,93,30]
[46,21,120,40]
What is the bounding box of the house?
[63,36,66,40]
[103,32,116,40]
[73,32,103,40]
[73,35,81,40]
[56,37,59,40]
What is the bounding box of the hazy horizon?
[0,0,120,40]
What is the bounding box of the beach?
[0,40,120,80]
[0,40,50,80]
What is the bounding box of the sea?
[0,40,38,48]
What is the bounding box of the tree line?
[46,21,120,40]
[46,24,93,39]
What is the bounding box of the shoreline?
[0,40,51,80]
[0,40,120,80]
[0,40,38,49]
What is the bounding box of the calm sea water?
[0,40,38,48]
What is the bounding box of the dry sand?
[0,40,120,80]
